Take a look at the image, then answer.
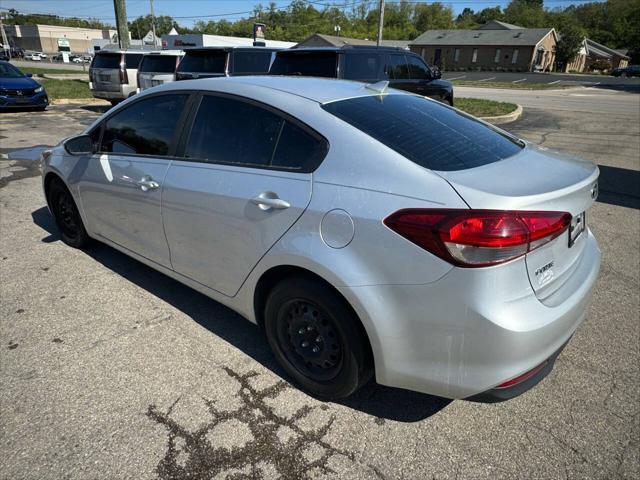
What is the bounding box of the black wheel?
[264,276,372,399]
[47,178,90,248]
[109,100,120,107]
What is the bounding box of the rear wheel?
[47,178,90,249]
[264,276,372,399]
[109,100,120,107]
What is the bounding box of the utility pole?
[376,0,385,47]
[149,0,157,47]
[113,0,130,49]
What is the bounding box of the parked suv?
[175,47,280,80]
[137,50,184,92]
[89,50,146,105]
[269,46,453,105]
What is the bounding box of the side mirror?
[26,73,33,77]
[432,68,442,80]
[64,134,94,156]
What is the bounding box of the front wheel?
[264,276,372,400]
[48,178,90,249]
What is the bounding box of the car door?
[77,93,191,267]
[385,53,412,92]
[406,55,443,101]
[162,93,327,297]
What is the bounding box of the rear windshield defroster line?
[321,94,523,172]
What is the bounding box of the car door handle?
[250,192,290,210]
[135,177,160,192]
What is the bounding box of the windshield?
[322,94,523,172]
[140,55,179,73]
[0,62,24,78]
[269,52,338,77]
[232,50,273,74]
[177,50,227,73]
[91,53,121,69]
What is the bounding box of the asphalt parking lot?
[443,70,640,89]
[1,87,638,479]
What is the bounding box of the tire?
[264,276,372,399]
[35,106,46,111]
[47,178,90,249]
[109,100,120,107]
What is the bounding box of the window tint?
[386,54,409,80]
[269,52,338,77]
[177,50,227,73]
[100,94,188,156]
[139,55,180,73]
[185,95,326,171]
[125,53,144,69]
[92,53,121,69]
[232,50,273,74]
[407,56,430,79]
[343,54,380,81]
[322,95,523,172]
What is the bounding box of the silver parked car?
[89,50,146,105]
[41,77,601,401]
[136,50,184,92]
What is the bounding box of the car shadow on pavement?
[597,165,640,210]
[31,206,452,422]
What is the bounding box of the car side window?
[386,54,409,80]
[343,54,381,82]
[407,56,431,80]
[184,95,327,172]
[99,94,189,156]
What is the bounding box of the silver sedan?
[41,77,601,401]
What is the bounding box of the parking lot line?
[446,75,466,81]
[512,78,527,83]
[478,77,496,82]
[548,80,562,84]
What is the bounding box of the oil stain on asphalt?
[147,367,359,479]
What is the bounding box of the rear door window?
[124,53,144,69]
[177,50,227,73]
[343,53,381,82]
[184,95,327,172]
[139,55,179,73]
[322,94,523,171]
[232,50,274,74]
[100,94,189,156]
[269,52,338,78]
[91,53,121,69]
[386,54,409,80]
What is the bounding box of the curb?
[51,98,109,105]
[480,104,523,125]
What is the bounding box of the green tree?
[413,2,455,33]
[555,24,585,71]
[128,15,178,39]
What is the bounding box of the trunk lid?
[437,144,599,302]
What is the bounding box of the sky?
[1,0,603,28]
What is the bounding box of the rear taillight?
[384,209,571,268]
[136,71,141,88]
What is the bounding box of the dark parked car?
[175,47,280,80]
[611,65,640,77]
[0,61,48,110]
[269,46,454,105]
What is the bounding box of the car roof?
[284,46,413,54]
[160,75,410,104]
[185,47,281,53]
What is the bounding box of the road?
[444,70,640,88]
[0,89,638,479]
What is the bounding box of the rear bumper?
[89,84,135,101]
[338,229,601,399]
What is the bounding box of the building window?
[472,48,478,63]
[494,48,501,63]
[512,49,519,64]
[454,48,460,62]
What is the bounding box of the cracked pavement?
[1,87,639,479]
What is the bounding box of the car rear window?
[125,53,144,69]
[139,55,179,73]
[322,94,523,171]
[269,52,338,78]
[177,50,227,73]
[91,53,121,69]
[232,50,273,74]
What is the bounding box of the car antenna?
[365,80,389,94]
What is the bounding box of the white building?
[161,34,295,50]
